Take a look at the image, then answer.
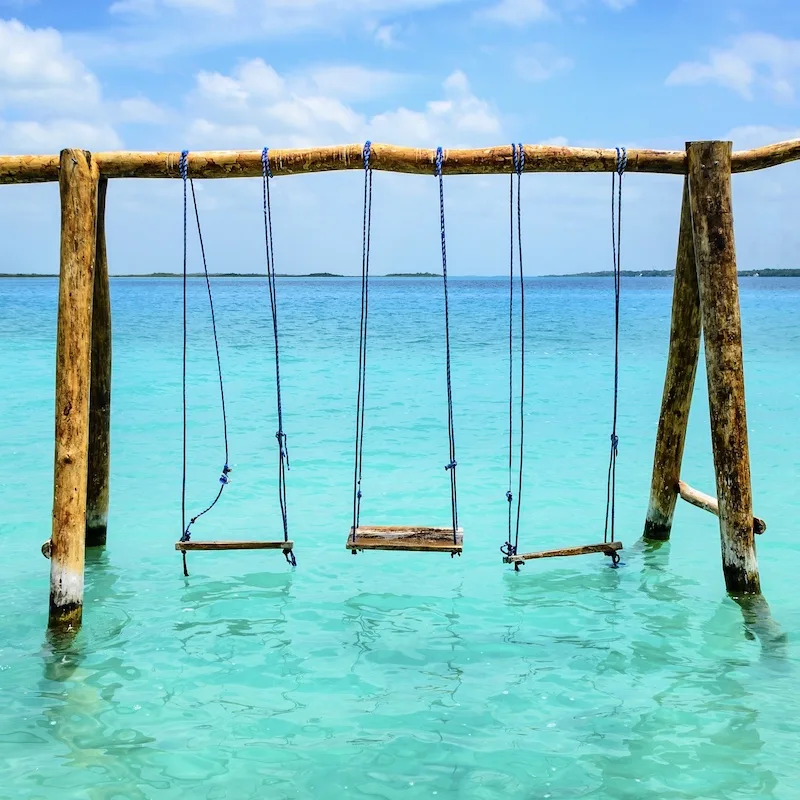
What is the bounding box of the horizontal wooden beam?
[678,480,766,534]
[504,540,623,563]
[2,139,800,184]
[175,540,294,551]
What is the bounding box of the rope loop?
[435,146,444,177]
[512,143,525,175]
[179,150,189,181]
[261,147,273,179]
[500,541,517,558]
[615,146,627,177]
[285,549,297,567]
[363,140,372,171]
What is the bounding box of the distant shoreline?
[2,269,798,278]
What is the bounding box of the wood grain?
[86,178,111,547]
[688,140,760,595]
[175,540,294,551]
[505,541,623,563]
[643,177,702,541]
[347,525,463,553]
[678,481,766,534]
[49,149,98,631]
[2,138,800,183]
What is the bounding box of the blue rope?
[502,144,526,566]
[179,148,231,573]
[352,141,373,543]
[262,147,295,567]
[604,146,626,560]
[436,147,459,547]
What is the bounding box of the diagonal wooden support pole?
[86,178,111,547]
[643,176,702,541]
[688,140,760,595]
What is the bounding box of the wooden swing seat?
[175,540,294,552]
[504,540,622,565]
[347,525,463,554]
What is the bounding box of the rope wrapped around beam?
[1,139,800,183]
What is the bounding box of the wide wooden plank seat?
[347,525,463,554]
[175,540,294,552]
[504,540,622,565]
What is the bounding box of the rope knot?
[219,464,232,485]
[261,147,273,179]
[610,433,619,454]
[357,489,362,500]
[179,150,188,181]
[615,146,627,177]
[506,490,513,503]
[445,459,457,471]
[512,143,525,175]
[435,146,444,177]
[500,541,517,557]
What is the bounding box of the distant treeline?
[554,268,800,278]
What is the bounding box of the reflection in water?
[732,593,789,662]
[37,552,165,798]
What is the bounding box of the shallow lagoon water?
[1,276,799,799]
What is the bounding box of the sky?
[0,0,799,275]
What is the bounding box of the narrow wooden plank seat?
[175,540,294,552]
[347,526,463,553]
[504,540,622,564]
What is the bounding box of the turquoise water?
[2,275,800,799]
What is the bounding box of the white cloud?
[481,0,553,24]
[166,0,236,12]
[602,0,635,9]
[0,119,122,153]
[726,125,800,150]
[0,19,129,153]
[0,19,101,111]
[666,33,800,102]
[515,45,573,82]
[117,96,170,123]
[186,61,500,149]
[371,70,501,145]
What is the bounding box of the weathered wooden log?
[49,149,99,631]
[175,540,294,551]
[688,140,760,595]
[347,525,463,553]
[86,178,111,547]
[678,481,766,534]
[505,541,623,563]
[643,177,702,541]
[1,138,800,184]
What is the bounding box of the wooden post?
[687,141,760,595]
[86,178,111,547]
[643,177,702,541]
[49,149,99,631]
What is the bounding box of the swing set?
[173,141,627,570]
[16,136,791,630]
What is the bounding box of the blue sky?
[0,0,798,275]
